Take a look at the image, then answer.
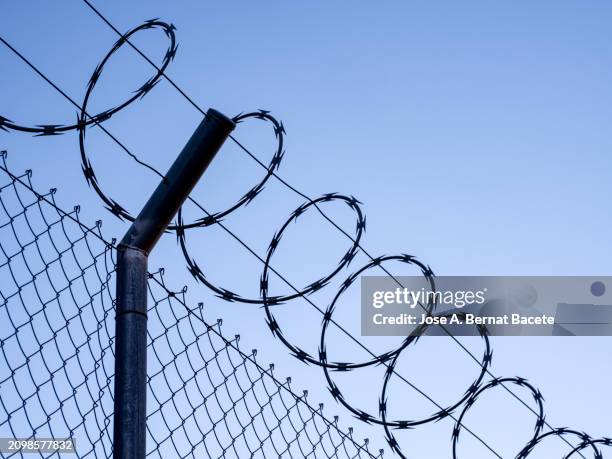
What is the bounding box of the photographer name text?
[372,312,555,326]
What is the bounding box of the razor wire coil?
[1,12,610,458]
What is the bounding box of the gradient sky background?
[1,1,611,457]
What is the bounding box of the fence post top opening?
[206,107,236,130]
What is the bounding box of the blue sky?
[1,1,611,457]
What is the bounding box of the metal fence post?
[113,109,235,459]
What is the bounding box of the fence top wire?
[0,151,382,459]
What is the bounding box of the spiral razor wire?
[1,9,609,458]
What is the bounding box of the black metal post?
[113,108,235,459]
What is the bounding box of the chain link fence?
[0,152,381,459]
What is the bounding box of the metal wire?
[1,8,607,456]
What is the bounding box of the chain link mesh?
[0,152,380,459]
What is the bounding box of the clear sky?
[1,1,611,457]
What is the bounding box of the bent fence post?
[113,108,235,459]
